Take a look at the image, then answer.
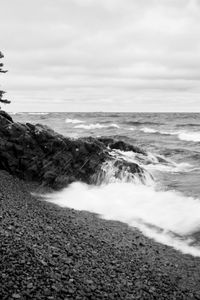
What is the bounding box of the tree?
[0,51,11,107]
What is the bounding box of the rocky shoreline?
[0,110,148,189]
[1,170,200,299]
[1,110,200,299]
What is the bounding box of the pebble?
[12,294,21,299]
[1,170,200,300]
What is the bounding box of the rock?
[12,293,21,299]
[27,283,33,289]
[0,110,13,123]
[98,138,146,155]
[0,112,146,189]
[53,175,71,189]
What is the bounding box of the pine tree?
[0,51,11,107]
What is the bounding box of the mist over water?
[13,112,200,256]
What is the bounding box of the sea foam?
[75,123,120,130]
[65,118,85,124]
[140,127,158,134]
[42,147,200,257]
[44,181,200,257]
[111,149,194,174]
[178,132,200,142]
[28,112,49,115]
[140,127,200,142]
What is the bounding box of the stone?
[12,294,21,299]
[0,110,13,122]
[0,111,146,189]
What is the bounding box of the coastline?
[1,170,200,299]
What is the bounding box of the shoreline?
[1,170,200,299]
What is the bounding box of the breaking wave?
[178,132,200,142]
[75,123,120,130]
[27,112,49,115]
[112,149,195,173]
[92,159,154,186]
[140,127,200,142]
[65,118,85,124]
[45,181,200,257]
[128,127,136,131]
[43,146,200,257]
[140,127,158,134]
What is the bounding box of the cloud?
[0,0,200,111]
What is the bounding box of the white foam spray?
[44,181,200,256]
[92,160,154,186]
[110,149,194,174]
[178,132,200,142]
[65,118,85,124]
[42,146,200,256]
[28,112,49,115]
[128,127,136,131]
[140,127,158,133]
[140,127,200,142]
[75,123,120,130]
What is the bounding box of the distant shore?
[1,170,200,299]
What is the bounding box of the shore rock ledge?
[0,111,145,189]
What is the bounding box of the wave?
[107,113,120,118]
[140,127,175,135]
[28,112,49,115]
[140,127,200,142]
[125,121,163,126]
[11,112,28,115]
[10,112,18,115]
[128,127,136,131]
[187,152,200,160]
[93,155,154,186]
[75,123,120,130]
[44,181,200,257]
[177,123,200,127]
[42,143,200,257]
[140,127,158,134]
[65,118,85,124]
[111,149,194,174]
[178,132,200,142]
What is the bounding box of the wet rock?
[98,138,146,155]
[0,112,146,189]
[12,293,21,299]
[0,110,13,123]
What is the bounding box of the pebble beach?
[1,170,200,300]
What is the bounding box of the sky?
[1,0,200,112]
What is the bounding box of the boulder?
[98,138,146,155]
[0,110,13,123]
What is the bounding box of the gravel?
[1,170,200,299]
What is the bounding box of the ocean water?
[12,112,200,256]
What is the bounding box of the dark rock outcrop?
[0,111,146,189]
[98,138,146,155]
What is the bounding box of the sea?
[12,112,200,256]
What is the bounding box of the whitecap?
[110,149,194,174]
[65,118,85,124]
[178,132,200,142]
[128,127,136,131]
[140,127,158,133]
[75,123,120,130]
[28,112,49,115]
[140,127,200,143]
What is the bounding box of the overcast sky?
[1,0,200,112]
